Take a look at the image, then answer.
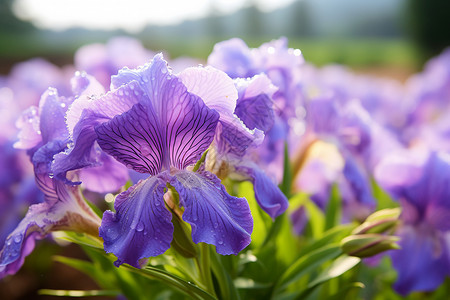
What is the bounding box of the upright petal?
[99,176,173,268]
[234,74,276,132]
[96,103,164,175]
[171,170,253,255]
[179,66,238,117]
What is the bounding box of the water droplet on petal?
[6,238,12,246]
[218,240,224,245]
[161,68,167,74]
[136,222,144,232]
[213,222,218,228]
[14,234,22,243]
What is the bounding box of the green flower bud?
[352,208,401,235]
[341,234,400,258]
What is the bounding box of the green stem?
[196,243,217,297]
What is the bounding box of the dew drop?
[106,227,120,240]
[155,201,160,206]
[151,77,155,81]
[161,68,167,74]
[193,216,198,221]
[6,238,12,246]
[60,103,66,108]
[14,234,22,243]
[136,222,144,232]
[213,222,218,228]
[134,91,140,96]
[142,77,149,83]
[218,240,224,245]
[140,145,151,156]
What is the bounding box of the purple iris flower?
[208,38,304,182]
[59,54,253,268]
[74,36,155,89]
[0,80,103,278]
[180,68,288,219]
[375,149,450,295]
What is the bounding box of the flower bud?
[352,208,401,235]
[341,234,400,258]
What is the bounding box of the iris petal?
[0,175,100,279]
[96,103,164,175]
[236,166,288,219]
[99,176,173,268]
[171,170,253,255]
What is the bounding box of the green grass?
[0,31,420,73]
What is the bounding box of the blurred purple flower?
[0,81,103,278]
[375,149,450,295]
[74,36,155,89]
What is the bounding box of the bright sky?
[14,0,296,33]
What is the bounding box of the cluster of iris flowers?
[1,36,450,299]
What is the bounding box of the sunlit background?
[1,0,449,79]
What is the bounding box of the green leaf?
[307,255,361,288]
[293,255,361,300]
[281,141,292,197]
[288,193,325,239]
[55,231,103,249]
[272,244,342,295]
[38,289,120,297]
[124,265,217,300]
[324,184,341,230]
[210,248,240,300]
[238,181,269,249]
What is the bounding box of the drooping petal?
[235,165,288,219]
[99,176,173,268]
[0,175,101,279]
[170,170,253,255]
[390,226,450,295]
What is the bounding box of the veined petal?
[164,86,219,170]
[235,165,288,219]
[95,103,164,175]
[99,176,173,268]
[171,170,253,255]
[234,74,276,132]
[101,54,219,171]
[179,66,238,117]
